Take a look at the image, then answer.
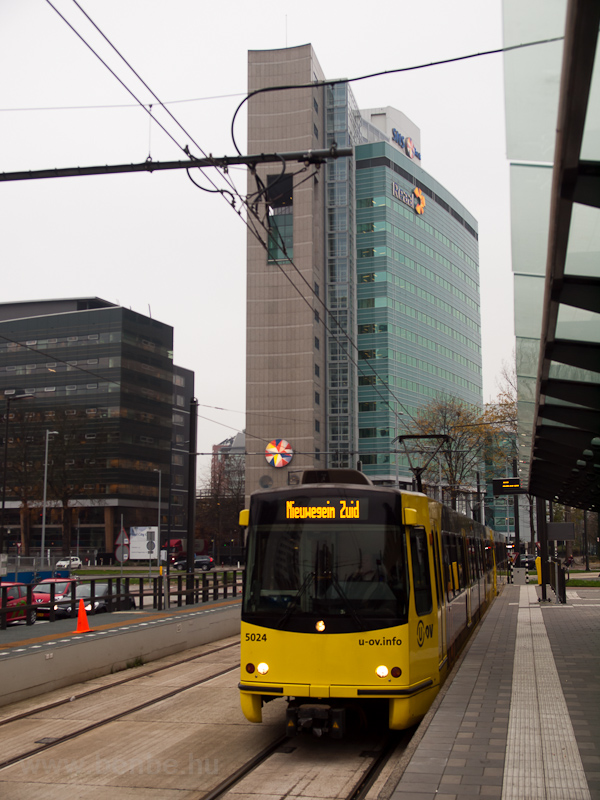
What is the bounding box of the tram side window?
[431,526,444,609]
[470,539,478,581]
[466,538,473,583]
[442,535,452,600]
[468,538,479,582]
[445,534,465,596]
[410,527,433,616]
[479,540,486,576]
[456,536,465,589]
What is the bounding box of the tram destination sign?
[284,498,369,521]
[492,478,526,496]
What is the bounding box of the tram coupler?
[286,704,346,738]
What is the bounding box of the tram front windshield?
[243,522,409,630]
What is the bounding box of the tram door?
[431,525,447,664]
[463,536,473,628]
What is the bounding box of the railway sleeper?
[286,703,345,739]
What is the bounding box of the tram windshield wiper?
[329,571,365,630]
[277,570,315,628]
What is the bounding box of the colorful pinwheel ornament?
[265,439,294,467]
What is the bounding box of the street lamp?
[1,392,33,554]
[41,429,59,567]
[153,468,166,608]
[153,468,162,547]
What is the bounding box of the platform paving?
[389,583,600,800]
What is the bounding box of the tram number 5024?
[245,633,267,642]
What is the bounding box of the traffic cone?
[75,598,92,633]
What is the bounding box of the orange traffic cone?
[75,598,92,633]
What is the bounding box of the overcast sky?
[1,0,515,479]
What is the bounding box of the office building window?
[267,173,293,262]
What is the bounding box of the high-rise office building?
[246,45,482,497]
[0,298,194,555]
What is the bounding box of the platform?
[389,583,600,800]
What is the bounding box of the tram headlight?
[257,662,269,675]
[391,667,402,678]
[315,620,326,632]
[245,663,255,674]
[376,665,389,678]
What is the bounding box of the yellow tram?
[239,469,504,737]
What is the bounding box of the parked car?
[55,556,83,570]
[518,553,537,570]
[172,554,214,571]
[54,582,136,618]
[0,582,35,624]
[31,578,80,617]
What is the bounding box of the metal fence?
[0,569,244,630]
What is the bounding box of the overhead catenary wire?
[43,0,187,161]
[55,0,291,267]
[46,0,241,203]
[229,35,565,155]
[0,91,247,114]
[0,35,563,117]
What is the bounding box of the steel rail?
[0,639,239,728]
[0,652,240,771]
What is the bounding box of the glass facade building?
[0,299,194,555]
[355,142,482,481]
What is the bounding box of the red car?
[32,578,79,617]
[0,582,36,624]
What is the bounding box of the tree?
[401,398,484,509]
[45,410,101,557]
[402,395,518,511]
[4,412,43,556]
[197,451,245,560]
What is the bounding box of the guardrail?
[0,569,244,629]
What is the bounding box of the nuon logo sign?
[392,182,426,215]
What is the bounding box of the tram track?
[0,641,240,772]
[194,727,411,800]
[0,639,239,728]
[346,732,408,800]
